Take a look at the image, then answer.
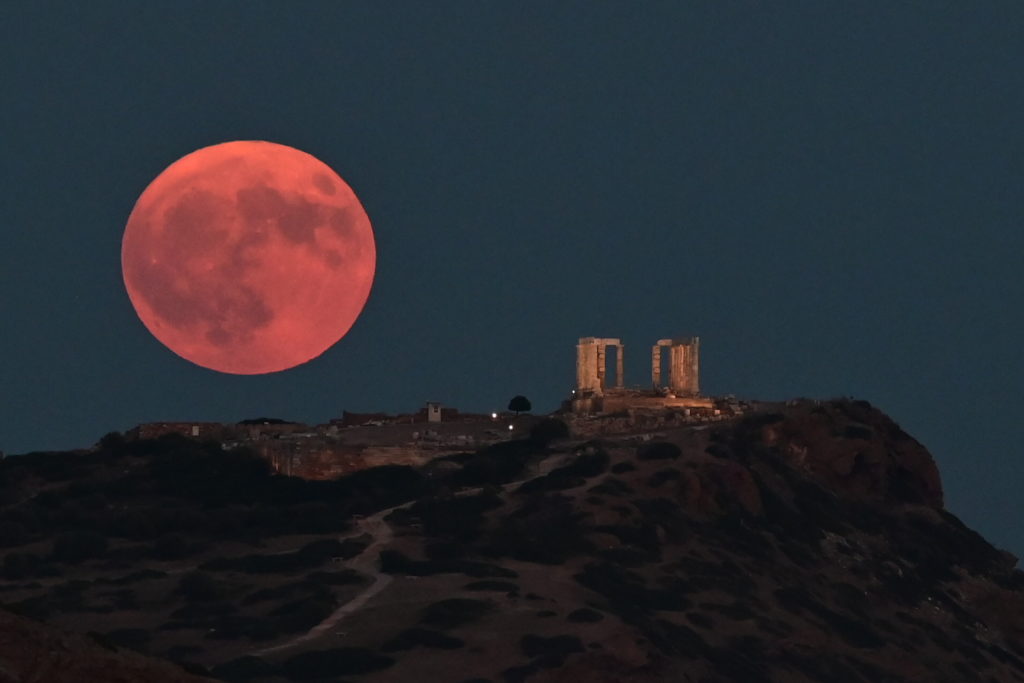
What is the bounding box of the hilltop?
[0,399,1022,682]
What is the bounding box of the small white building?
[426,401,443,423]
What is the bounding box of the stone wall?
[125,422,236,441]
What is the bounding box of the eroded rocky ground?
[1,399,1022,682]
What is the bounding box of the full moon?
[122,141,376,374]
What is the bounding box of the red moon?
[122,141,376,374]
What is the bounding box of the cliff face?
[256,441,436,479]
[0,400,1021,682]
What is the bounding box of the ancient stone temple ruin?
[575,337,625,394]
[651,337,700,396]
[569,336,713,414]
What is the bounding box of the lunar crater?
[312,173,336,195]
[163,189,232,250]
[236,184,321,245]
[323,249,343,269]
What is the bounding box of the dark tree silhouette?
[508,395,532,414]
[238,417,295,425]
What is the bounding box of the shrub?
[529,418,569,445]
[486,494,594,564]
[592,522,661,556]
[102,628,150,652]
[110,504,208,541]
[335,465,429,512]
[574,562,690,613]
[566,607,604,623]
[521,634,584,659]
[247,500,353,536]
[96,432,128,455]
[450,441,537,487]
[0,521,33,548]
[588,478,632,496]
[151,533,198,560]
[515,473,585,495]
[419,598,495,630]
[379,550,517,578]
[147,442,273,504]
[171,601,236,621]
[178,572,229,602]
[267,593,337,634]
[211,656,279,682]
[2,552,45,580]
[107,588,138,610]
[641,618,709,659]
[599,547,651,568]
[423,540,465,560]
[407,491,503,541]
[203,538,363,574]
[464,580,519,593]
[18,451,91,482]
[556,451,608,478]
[702,601,755,621]
[243,582,305,605]
[843,425,873,440]
[109,568,166,585]
[772,586,884,649]
[637,442,682,461]
[51,531,108,563]
[686,611,714,628]
[503,662,543,682]
[306,569,365,586]
[647,468,681,488]
[282,648,394,679]
[382,627,465,652]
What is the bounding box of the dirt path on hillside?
[252,449,569,657]
[252,503,406,656]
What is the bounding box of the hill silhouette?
[0,399,1021,682]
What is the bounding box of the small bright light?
[491,412,497,419]
[508,424,514,431]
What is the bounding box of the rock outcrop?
[750,399,943,507]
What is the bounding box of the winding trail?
[252,450,570,657]
[252,502,410,656]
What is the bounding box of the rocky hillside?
[1,399,1022,682]
[0,606,208,682]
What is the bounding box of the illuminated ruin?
[569,336,713,414]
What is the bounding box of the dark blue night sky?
[2,3,1023,556]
